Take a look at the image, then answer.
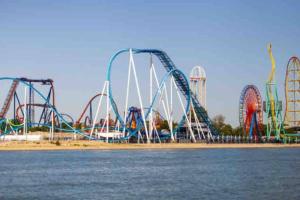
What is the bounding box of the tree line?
[212,114,243,135]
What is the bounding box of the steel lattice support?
[284,56,300,129]
[264,44,285,140]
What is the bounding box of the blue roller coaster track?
[1,49,218,141]
[0,77,91,139]
[107,48,218,139]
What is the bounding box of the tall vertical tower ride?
[264,44,284,140]
[190,66,207,109]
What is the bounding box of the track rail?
[106,49,218,137]
[0,77,89,138]
[76,93,106,125]
[0,80,19,118]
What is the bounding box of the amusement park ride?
[284,56,300,130]
[187,66,212,140]
[0,77,77,140]
[190,66,206,110]
[1,46,299,143]
[239,85,263,140]
[0,49,216,143]
[264,44,285,140]
[239,44,300,141]
[0,78,55,124]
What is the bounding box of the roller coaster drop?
[0,49,217,143]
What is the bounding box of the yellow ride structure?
[264,44,284,140]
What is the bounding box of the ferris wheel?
[239,85,263,138]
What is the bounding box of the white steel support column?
[189,98,192,139]
[191,103,205,139]
[129,49,150,143]
[152,66,171,120]
[170,77,174,141]
[90,81,107,139]
[106,81,110,143]
[203,79,206,109]
[24,86,27,140]
[157,85,173,136]
[152,65,173,139]
[51,109,54,141]
[149,55,153,141]
[123,54,132,134]
[172,78,196,143]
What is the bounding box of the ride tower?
[264,44,285,140]
[190,66,206,109]
[188,66,213,140]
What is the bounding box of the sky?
[0,0,300,126]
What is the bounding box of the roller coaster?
[75,93,111,128]
[0,77,85,139]
[0,78,55,123]
[2,47,300,143]
[284,56,300,130]
[0,48,217,143]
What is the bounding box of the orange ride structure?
[284,56,300,130]
[239,85,263,139]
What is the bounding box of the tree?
[233,126,243,136]
[212,114,239,135]
[222,124,233,135]
[212,114,226,132]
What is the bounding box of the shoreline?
[0,141,300,151]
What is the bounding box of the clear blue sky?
[1,0,299,126]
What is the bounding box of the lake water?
[0,148,299,200]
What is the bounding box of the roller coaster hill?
[0,48,223,143]
[0,77,77,139]
[239,44,300,143]
[0,78,55,126]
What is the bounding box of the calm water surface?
[0,148,299,200]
